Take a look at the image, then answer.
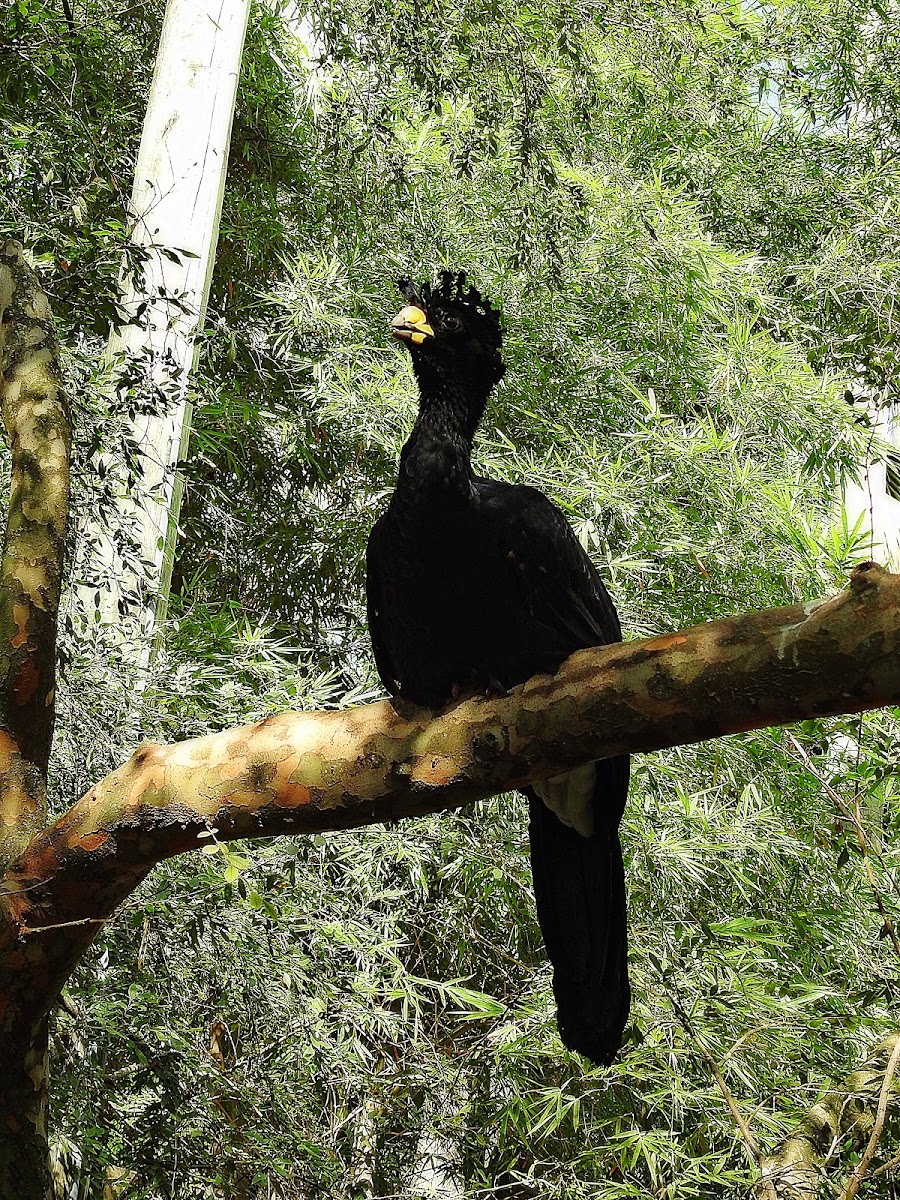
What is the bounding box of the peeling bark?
[756,1033,900,1199]
[0,242,70,855]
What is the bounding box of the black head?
[391,271,505,401]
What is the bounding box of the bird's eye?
[444,315,462,332]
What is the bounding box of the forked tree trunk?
[0,1016,51,1200]
[0,242,70,1200]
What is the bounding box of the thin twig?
[870,1147,900,1180]
[721,1023,777,1064]
[21,917,111,934]
[837,1034,900,1199]
[786,732,900,965]
[670,993,763,1167]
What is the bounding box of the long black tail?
[527,755,630,1066]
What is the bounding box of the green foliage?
[5,0,900,1196]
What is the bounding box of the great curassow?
[365,271,630,1065]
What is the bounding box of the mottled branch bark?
[0,241,70,854]
[2,560,900,1035]
[756,1033,900,1199]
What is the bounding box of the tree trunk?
[0,243,68,1200]
[0,1015,51,1200]
[77,0,251,649]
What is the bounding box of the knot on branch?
[850,561,888,594]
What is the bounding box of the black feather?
[366,273,630,1064]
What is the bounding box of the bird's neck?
[394,377,488,505]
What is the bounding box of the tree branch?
[838,1034,900,1199]
[756,1033,900,1199]
[670,992,764,1169]
[0,241,70,852]
[1,560,899,1027]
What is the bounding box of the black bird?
[365,272,630,1065]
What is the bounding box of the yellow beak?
[391,304,434,345]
